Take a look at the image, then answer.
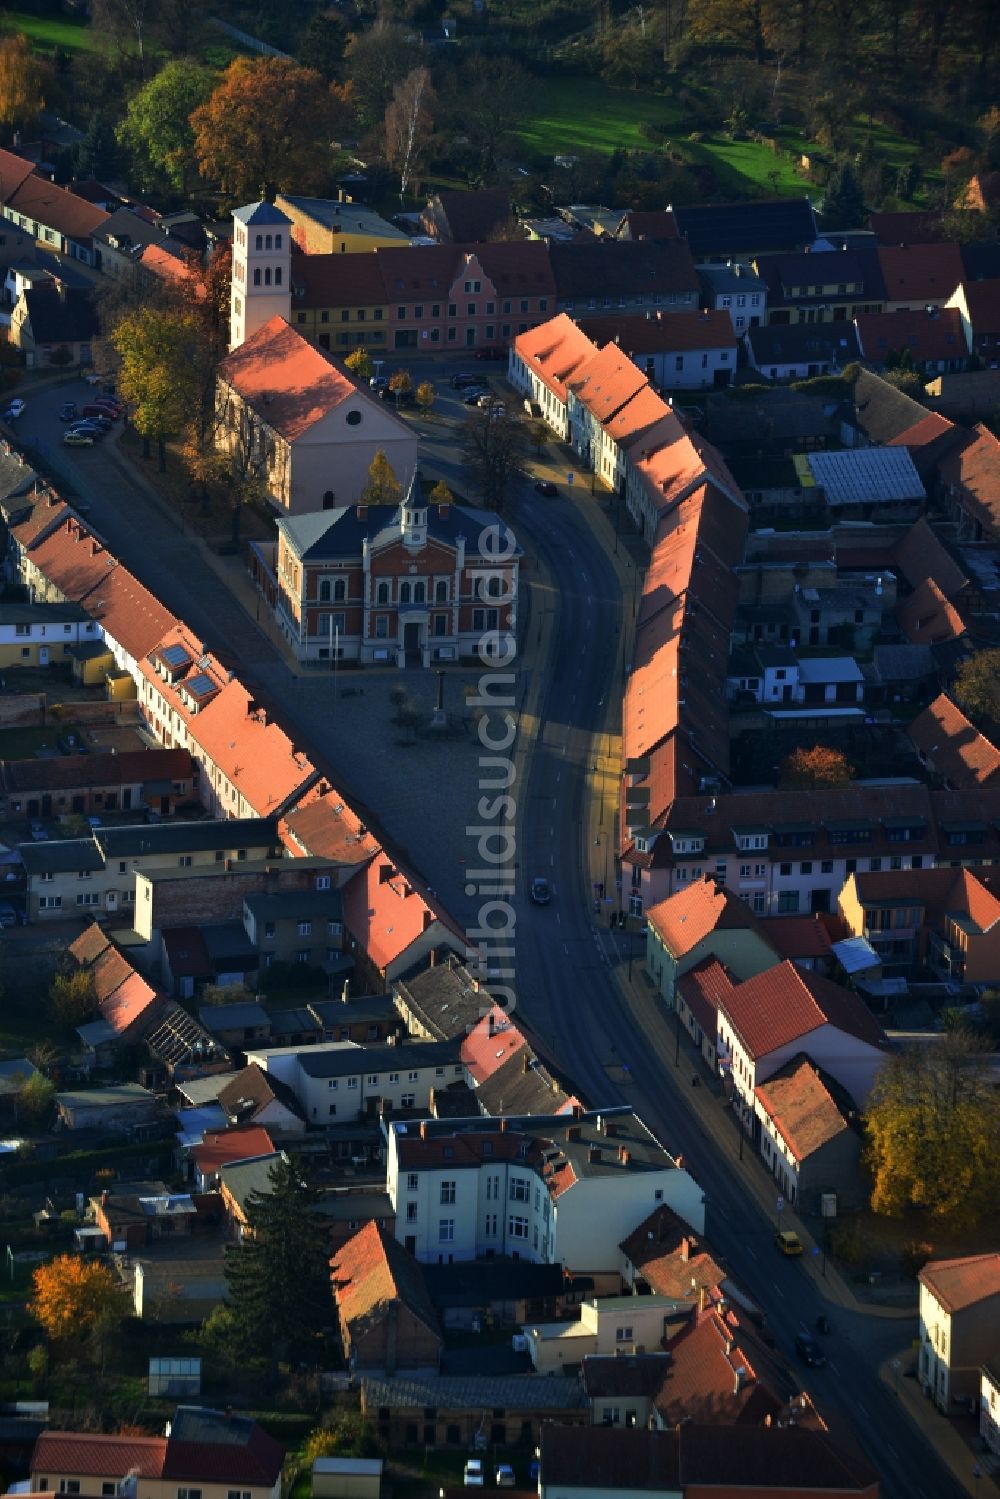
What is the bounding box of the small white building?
[508,315,598,440]
[245,1040,464,1124]
[981,1364,1000,1455]
[523,1295,683,1375]
[918,1254,1000,1412]
[698,262,767,333]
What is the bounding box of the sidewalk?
[880,1351,998,1497]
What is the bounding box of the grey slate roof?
[199,1002,270,1032]
[672,197,818,257]
[96,818,278,859]
[393,959,491,1040]
[233,201,292,227]
[243,887,343,922]
[872,643,935,682]
[852,367,931,442]
[218,1150,287,1212]
[279,502,516,565]
[310,995,397,1029]
[805,447,924,505]
[360,1372,587,1410]
[746,321,860,367]
[294,1038,460,1080]
[18,838,103,875]
[22,286,98,343]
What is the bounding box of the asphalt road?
[506,487,965,1499]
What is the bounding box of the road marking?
[556,911,561,924]
[855,1403,869,1421]
[828,1360,839,1375]
[885,1443,897,1459]
[550,855,554,867]
[770,1282,784,1299]
[744,1246,757,1261]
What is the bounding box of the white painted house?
[245,1039,464,1124]
[918,1254,1000,1412]
[386,1109,705,1275]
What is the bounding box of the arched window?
[333,578,346,602]
[275,233,282,249]
[255,234,263,250]
[253,268,261,286]
[274,267,282,286]
[319,579,332,602]
[265,234,273,250]
[399,582,411,604]
[264,268,272,286]
[376,581,389,604]
[413,581,425,603]
[435,580,448,603]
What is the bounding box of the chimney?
[341,978,350,1003]
[698,1285,707,1313]
[572,1103,584,1120]
[438,501,450,520]
[101,1190,109,1208]
[422,909,433,932]
[356,503,368,521]
[378,862,394,883]
[90,540,100,556]
[499,1118,508,1133]
[471,977,480,993]
[523,1052,531,1074]
[488,1011,496,1037]
[675,1154,684,1169]
[588,1146,601,1163]
[419,1121,428,1140]
[428,948,437,967]
[618,1145,630,1165]
[681,1236,690,1263]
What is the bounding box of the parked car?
[66,422,105,439]
[0,902,17,929]
[463,1460,484,1488]
[775,1230,803,1256]
[91,398,122,417]
[476,392,497,409]
[534,480,557,497]
[63,430,95,446]
[59,401,78,422]
[3,398,24,420]
[495,1467,516,1488]
[531,876,551,905]
[76,413,111,429]
[475,345,504,360]
[463,389,488,405]
[370,375,389,392]
[450,373,476,389]
[81,404,113,421]
[795,1332,826,1367]
[29,821,48,841]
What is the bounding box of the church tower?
[230,201,293,350]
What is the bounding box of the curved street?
[507,484,966,1499]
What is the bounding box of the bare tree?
[384,66,435,200]
[216,389,271,544]
[91,0,154,71]
[462,406,525,516]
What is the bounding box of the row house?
[0,598,96,669]
[252,488,519,667]
[508,314,599,439]
[877,241,964,312]
[838,864,1000,981]
[386,1109,705,1276]
[245,1037,465,1124]
[698,261,767,332]
[578,309,738,391]
[622,783,1000,921]
[341,853,470,988]
[753,248,885,325]
[939,423,1000,544]
[947,277,1000,365]
[1,746,194,834]
[375,241,555,352]
[919,1254,1000,1413]
[0,146,110,265]
[854,306,968,375]
[671,197,819,262]
[550,238,700,318]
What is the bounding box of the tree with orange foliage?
[189,56,335,200]
[779,744,854,789]
[30,1255,125,1342]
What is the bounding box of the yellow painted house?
[276,194,410,255]
[0,599,97,669]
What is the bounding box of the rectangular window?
[615,1326,634,1343]
[508,1215,529,1239]
[440,1180,456,1204]
[401,1092,415,1106]
[407,1173,418,1191]
[439,1218,455,1242]
[298,920,312,936]
[406,1202,418,1222]
[509,1177,530,1202]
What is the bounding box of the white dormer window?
[634,837,648,854]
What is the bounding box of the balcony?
[927,930,965,980]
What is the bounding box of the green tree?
[865,1035,1000,1227]
[16,1071,55,1125]
[360,450,403,506]
[822,159,867,229]
[953,648,1000,730]
[344,349,374,383]
[111,305,202,470]
[343,21,417,132]
[303,1415,383,1462]
[300,8,350,82]
[225,1154,332,1358]
[117,58,216,194]
[49,970,99,1029]
[74,112,119,182]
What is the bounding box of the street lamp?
[594,832,609,906]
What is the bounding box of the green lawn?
[0,725,80,759]
[683,135,809,196]
[0,10,96,52]
[517,76,683,157]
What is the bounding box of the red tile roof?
[961,278,1000,341]
[140,242,202,292]
[68,922,111,967]
[892,516,967,599]
[908,693,1000,789]
[620,1203,726,1298]
[896,578,966,645]
[855,307,966,364]
[655,1304,790,1427]
[89,944,135,1003]
[189,676,318,818]
[99,971,160,1037]
[675,957,733,1040]
[939,423,1000,538]
[31,1431,167,1480]
[618,210,680,241]
[293,250,386,309]
[330,1219,440,1342]
[460,1006,528,1083]
[754,1055,855,1163]
[513,315,598,404]
[219,315,408,443]
[568,341,649,424]
[877,242,965,303]
[278,782,379,864]
[720,961,886,1061]
[195,1125,275,1178]
[758,915,833,961]
[869,210,949,245]
[341,855,466,975]
[647,878,767,961]
[886,410,957,450]
[8,172,109,241]
[0,147,41,202]
[919,1253,1000,1313]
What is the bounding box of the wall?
[553,1170,704,1275]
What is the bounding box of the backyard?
[0,9,96,52]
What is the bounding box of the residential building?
[614,210,680,242]
[9,284,99,367]
[577,310,737,390]
[939,423,1000,544]
[0,148,110,264]
[644,879,778,1004]
[550,240,700,318]
[363,1372,586,1450]
[946,278,1000,365]
[876,242,964,312]
[245,1038,464,1124]
[981,1364,1000,1457]
[386,1109,705,1275]
[289,250,388,353]
[67,923,164,1056]
[524,1295,685,1375]
[217,1067,304,1137]
[726,647,865,707]
[698,263,766,333]
[342,854,470,987]
[217,315,417,516]
[29,1407,284,1499]
[133,857,341,954]
[753,248,885,325]
[276,194,409,254]
[54,1082,164,1136]
[838,865,1000,983]
[330,1220,443,1373]
[189,1125,275,1191]
[670,197,819,260]
[0,597,95,668]
[907,693,1000,790]
[619,1203,726,1302]
[895,579,966,650]
[753,1055,863,1211]
[853,307,968,374]
[919,1254,1000,1410]
[0,745,194,832]
[393,958,492,1042]
[250,489,518,667]
[242,885,345,971]
[716,960,888,1121]
[422,189,511,244]
[538,1423,879,1499]
[508,314,600,438]
[745,321,861,380]
[278,781,380,872]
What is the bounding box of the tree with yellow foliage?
[779,744,854,790]
[111,306,201,471]
[360,451,402,507]
[30,1256,125,1342]
[0,35,51,132]
[865,1034,1000,1228]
